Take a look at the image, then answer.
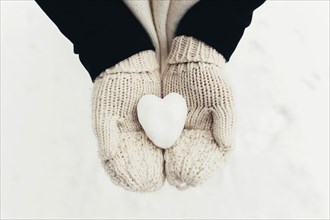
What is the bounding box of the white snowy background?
[1,1,329,219]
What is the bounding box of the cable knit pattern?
[162,36,234,190]
[92,50,165,192]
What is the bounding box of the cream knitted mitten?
[162,36,234,190]
[92,50,165,192]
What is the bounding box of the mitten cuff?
[96,50,158,80]
[167,36,226,66]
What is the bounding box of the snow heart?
[137,93,187,149]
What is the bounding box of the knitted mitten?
[162,36,234,190]
[92,50,165,192]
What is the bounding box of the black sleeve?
[35,0,155,81]
[175,0,266,61]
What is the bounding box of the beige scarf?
[123,0,199,73]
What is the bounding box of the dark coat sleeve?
[175,0,266,61]
[35,0,155,81]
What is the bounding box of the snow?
[137,93,187,149]
[1,1,329,219]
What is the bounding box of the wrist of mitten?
[167,36,226,66]
[96,50,159,81]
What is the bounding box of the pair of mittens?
[92,36,234,191]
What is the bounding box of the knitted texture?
[162,36,234,190]
[92,50,165,192]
